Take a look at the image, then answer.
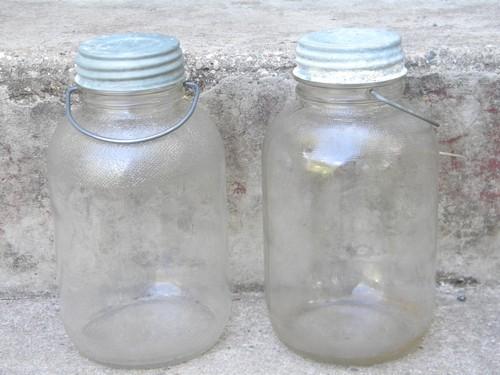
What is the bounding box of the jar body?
[263,82,438,365]
[48,86,230,367]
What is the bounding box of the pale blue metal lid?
[293,28,407,85]
[75,33,185,92]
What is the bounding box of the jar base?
[271,300,429,365]
[71,297,224,368]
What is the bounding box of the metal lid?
[75,33,185,92]
[293,28,407,85]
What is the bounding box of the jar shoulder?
[266,99,438,151]
[48,101,224,189]
[264,100,439,178]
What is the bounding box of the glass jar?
[263,29,438,365]
[48,34,230,368]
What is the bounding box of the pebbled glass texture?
[48,84,230,368]
[263,79,438,365]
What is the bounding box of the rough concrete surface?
[0,2,499,372]
[1,284,499,375]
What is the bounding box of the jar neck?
[79,82,185,113]
[295,78,405,105]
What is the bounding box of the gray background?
[0,0,498,374]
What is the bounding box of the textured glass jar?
[263,29,438,365]
[48,34,230,368]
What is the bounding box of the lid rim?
[75,75,186,93]
[74,80,185,95]
[292,67,407,87]
[75,33,185,92]
[294,28,407,85]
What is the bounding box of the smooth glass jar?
[263,29,438,365]
[48,34,230,368]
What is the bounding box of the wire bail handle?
[369,89,440,128]
[65,81,200,144]
[370,89,469,160]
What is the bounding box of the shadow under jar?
[263,28,438,365]
[48,34,230,368]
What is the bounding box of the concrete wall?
[0,0,499,297]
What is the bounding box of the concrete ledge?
[1,284,499,374]
[2,72,499,297]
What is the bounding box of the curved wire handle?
[370,90,467,158]
[65,81,200,144]
[369,89,440,128]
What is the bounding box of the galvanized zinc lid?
[293,28,407,85]
[75,33,185,92]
